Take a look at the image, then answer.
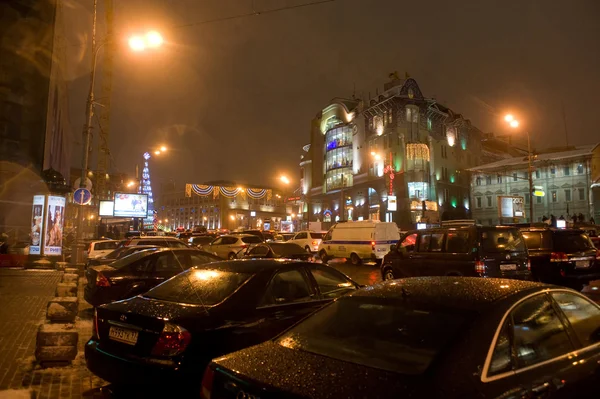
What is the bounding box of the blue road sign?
[73,188,92,205]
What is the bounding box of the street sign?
[533,186,545,197]
[73,188,92,205]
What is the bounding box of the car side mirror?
[390,244,397,252]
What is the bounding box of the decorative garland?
[186,184,273,200]
[406,143,430,161]
[247,188,267,199]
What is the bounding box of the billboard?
[30,195,46,255]
[498,196,525,219]
[113,193,148,218]
[388,195,397,211]
[43,195,66,256]
[99,200,114,217]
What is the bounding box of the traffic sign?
[73,188,92,205]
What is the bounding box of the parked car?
[87,245,159,267]
[288,230,325,253]
[124,236,188,248]
[521,227,600,291]
[85,260,360,390]
[231,229,266,242]
[203,277,600,399]
[280,233,295,241]
[381,225,531,281]
[207,234,263,259]
[87,240,122,260]
[238,242,317,261]
[188,235,214,249]
[319,221,400,265]
[84,248,220,307]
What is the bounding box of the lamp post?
[505,114,534,226]
[73,1,164,263]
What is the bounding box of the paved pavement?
[0,269,105,398]
[326,258,383,286]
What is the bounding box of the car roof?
[197,259,312,274]
[351,277,553,311]
[522,227,585,233]
[132,236,181,240]
[91,239,117,244]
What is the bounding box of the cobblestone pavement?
[0,269,105,398]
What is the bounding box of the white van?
[318,221,400,265]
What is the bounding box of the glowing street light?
[160,146,167,152]
[127,181,135,187]
[129,30,164,52]
[128,35,146,51]
[280,175,290,185]
[509,120,519,128]
[154,150,160,155]
[504,114,514,123]
[145,31,163,48]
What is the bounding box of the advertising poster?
[113,193,148,218]
[30,195,45,255]
[99,200,114,216]
[43,195,66,256]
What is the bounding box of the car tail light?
[312,240,317,246]
[371,241,376,250]
[240,244,248,249]
[200,366,215,399]
[475,261,485,276]
[596,250,600,260]
[95,272,111,287]
[550,252,568,262]
[151,322,191,357]
[527,259,531,271]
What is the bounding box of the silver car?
[207,234,263,259]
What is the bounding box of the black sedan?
[84,248,220,307]
[238,242,316,261]
[203,277,600,399]
[85,260,360,391]
[86,245,158,267]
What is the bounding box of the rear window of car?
[94,241,119,251]
[277,296,472,375]
[480,229,525,253]
[110,249,157,269]
[144,266,252,305]
[241,236,263,244]
[522,231,552,250]
[310,232,324,239]
[554,232,594,252]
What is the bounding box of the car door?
[305,264,358,300]
[111,254,157,299]
[245,244,270,259]
[153,251,190,284]
[291,232,308,248]
[420,230,446,276]
[444,229,473,275]
[208,237,225,258]
[485,292,592,398]
[254,268,324,342]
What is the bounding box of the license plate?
[576,260,590,268]
[109,326,138,345]
[500,264,517,271]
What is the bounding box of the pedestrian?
[550,214,557,227]
[591,217,596,225]
[578,213,585,223]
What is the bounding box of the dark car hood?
[101,295,210,322]
[213,341,424,399]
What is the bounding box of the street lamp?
[280,175,290,185]
[74,0,164,264]
[505,114,534,225]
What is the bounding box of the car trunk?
[479,230,529,279]
[552,232,598,277]
[96,296,208,359]
[85,265,117,292]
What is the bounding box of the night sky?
[63,0,600,194]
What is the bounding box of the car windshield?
[554,232,594,252]
[277,296,472,375]
[110,249,158,269]
[241,236,263,244]
[480,229,525,253]
[144,266,252,305]
[310,232,324,239]
[94,241,119,251]
[104,246,131,259]
[270,243,305,256]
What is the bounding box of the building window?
[476,197,482,208]
[444,188,449,203]
[550,167,556,176]
[486,176,492,185]
[513,173,518,182]
[383,110,388,126]
[578,188,585,201]
[565,189,571,202]
[497,174,502,184]
[535,170,540,179]
[525,193,530,204]
[551,190,557,203]
[563,166,570,176]
[536,195,542,204]
[405,107,412,122]
[388,110,393,124]
[427,118,432,131]
[577,164,584,174]
[476,176,482,186]
[486,196,492,207]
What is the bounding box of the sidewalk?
[0,269,106,398]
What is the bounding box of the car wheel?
[228,252,236,260]
[319,250,329,264]
[350,253,362,265]
[305,246,311,253]
[382,267,395,281]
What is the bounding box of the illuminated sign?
[388,196,397,211]
[43,195,66,256]
[99,200,114,216]
[113,193,148,218]
[498,196,525,219]
[30,195,45,255]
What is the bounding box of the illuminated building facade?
[301,76,486,230]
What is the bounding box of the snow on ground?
[0,389,33,399]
